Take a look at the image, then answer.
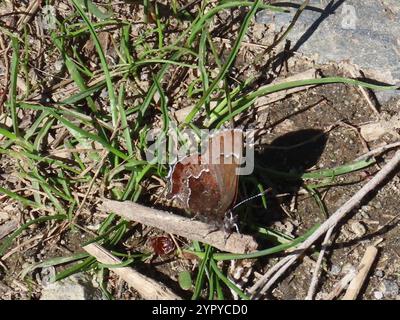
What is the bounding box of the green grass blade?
[54,257,97,281]
[0,214,67,257]
[50,112,128,161]
[184,0,262,124]
[192,244,213,300]
[213,224,319,261]
[71,0,118,126]
[0,186,40,208]
[210,259,250,300]
[20,253,89,280]
[9,37,20,136]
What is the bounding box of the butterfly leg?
[203,225,220,238]
[223,210,241,243]
[188,214,221,237]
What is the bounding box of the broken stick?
[83,243,181,300]
[342,246,378,300]
[325,268,357,300]
[101,200,258,254]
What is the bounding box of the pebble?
[373,291,384,300]
[40,273,103,300]
[380,279,399,298]
[350,221,367,237]
[330,264,341,276]
[284,221,295,235]
[375,270,385,278]
[40,267,56,286]
[54,60,63,72]
[361,205,373,212]
[342,263,356,275]
[100,88,109,100]
[0,212,9,221]
[374,202,383,210]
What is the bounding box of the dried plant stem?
[325,268,357,300]
[101,200,258,254]
[83,243,181,300]
[354,141,400,162]
[342,246,378,300]
[306,226,334,300]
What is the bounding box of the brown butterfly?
[167,129,243,230]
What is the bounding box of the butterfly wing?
[167,154,222,218]
[167,129,243,225]
[212,130,242,215]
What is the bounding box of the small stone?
[373,291,384,300]
[100,88,108,99]
[375,270,385,278]
[350,221,367,237]
[252,24,265,40]
[40,267,56,286]
[374,202,383,210]
[40,273,103,300]
[330,265,341,276]
[361,205,373,212]
[342,263,356,275]
[54,60,63,72]
[86,224,101,231]
[358,211,370,219]
[284,221,294,235]
[380,279,399,297]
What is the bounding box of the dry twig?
[342,246,378,300]
[354,141,400,162]
[101,200,258,254]
[305,226,334,300]
[325,268,357,300]
[83,243,181,300]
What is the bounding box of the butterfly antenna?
[232,188,271,212]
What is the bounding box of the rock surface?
[256,0,400,101]
[380,279,399,298]
[40,273,103,300]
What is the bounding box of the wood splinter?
[100,199,258,254]
[342,246,378,300]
